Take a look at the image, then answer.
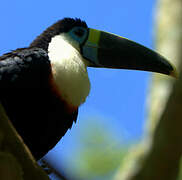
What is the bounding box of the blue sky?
[0,0,156,178]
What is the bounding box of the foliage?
[72,118,129,180]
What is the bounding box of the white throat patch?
[48,34,90,107]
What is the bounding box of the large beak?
[82,28,177,77]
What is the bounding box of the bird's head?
[30,18,177,76]
[30,18,177,108]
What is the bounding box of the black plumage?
[0,47,78,159]
[30,18,87,51]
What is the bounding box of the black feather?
[0,47,78,159]
[30,18,88,51]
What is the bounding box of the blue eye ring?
[68,27,88,45]
[73,28,85,37]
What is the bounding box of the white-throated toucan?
[0,18,176,160]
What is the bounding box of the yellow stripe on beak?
[88,29,101,45]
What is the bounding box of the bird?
[0,18,176,160]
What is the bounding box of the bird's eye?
[73,28,85,37]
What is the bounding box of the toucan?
[0,18,176,160]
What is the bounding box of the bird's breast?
[48,34,91,108]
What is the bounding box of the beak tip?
[170,68,178,78]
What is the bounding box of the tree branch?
[0,103,50,180]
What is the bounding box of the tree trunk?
[114,0,182,179]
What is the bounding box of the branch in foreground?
[0,103,50,180]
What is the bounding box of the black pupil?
[74,29,84,37]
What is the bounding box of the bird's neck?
[48,34,90,107]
